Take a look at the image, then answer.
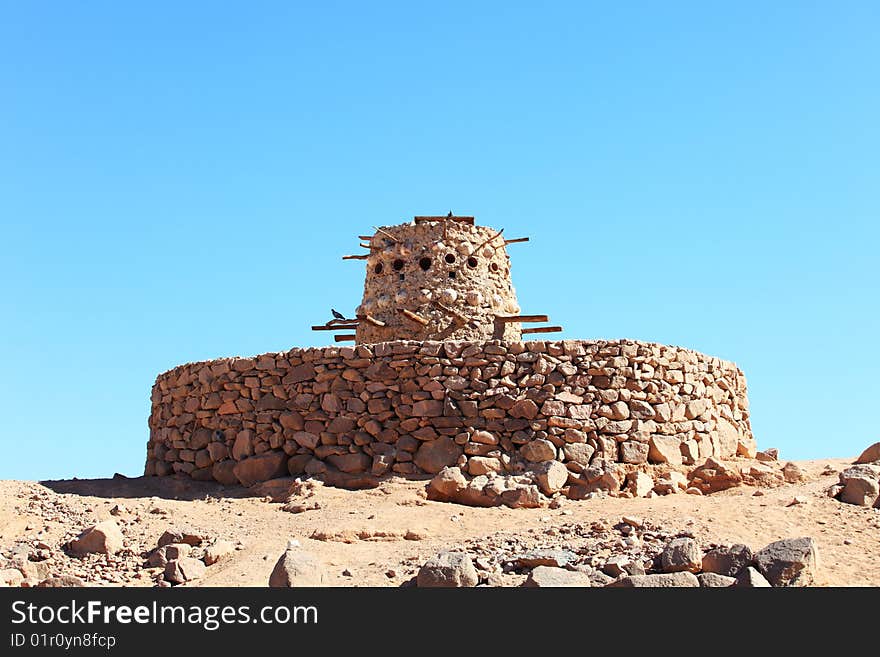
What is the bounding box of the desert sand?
[1,456,878,587]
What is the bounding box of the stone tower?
[319,215,560,344]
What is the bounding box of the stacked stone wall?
[145,339,753,490]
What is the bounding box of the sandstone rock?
[68,519,124,556]
[826,483,844,499]
[417,551,478,587]
[648,435,683,465]
[563,442,595,466]
[701,544,753,578]
[606,572,699,588]
[279,411,304,431]
[855,442,880,464]
[509,398,539,419]
[269,546,327,587]
[754,537,818,587]
[520,439,557,463]
[468,456,504,476]
[523,566,591,587]
[204,540,235,566]
[251,477,297,501]
[287,454,312,475]
[756,449,778,462]
[37,575,85,587]
[735,566,772,588]
[626,471,654,498]
[0,568,23,587]
[688,457,742,494]
[232,430,254,461]
[659,537,701,573]
[8,558,49,582]
[426,466,469,500]
[653,471,688,495]
[736,437,757,458]
[164,557,207,585]
[319,469,380,490]
[500,484,542,508]
[207,442,228,462]
[782,462,807,484]
[471,430,498,445]
[516,549,577,568]
[158,526,206,547]
[742,463,785,488]
[412,399,444,417]
[620,441,649,464]
[292,431,319,450]
[602,555,643,577]
[573,460,621,495]
[685,399,709,420]
[414,437,462,474]
[327,452,371,473]
[233,451,289,487]
[531,460,569,496]
[698,573,736,588]
[839,475,879,507]
[629,400,654,420]
[212,460,239,485]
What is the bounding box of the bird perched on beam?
[331,308,347,321]
[447,210,453,218]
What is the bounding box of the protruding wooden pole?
[472,228,504,254]
[494,314,549,323]
[373,227,398,242]
[399,308,429,325]
[363,314,385,327]
[312,323,359,331]
[503,237,530,245]
[334,334,357,342]
[342,254,369,260]
[522,326,563,335]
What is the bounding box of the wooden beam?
[522,326,563,335]
[358,235,373,241]
[364,314,385,327]
[399,308,429,325]
[503,237,530,245]
[414,215,474,225]
[373,227,398,242]
[358,242,372,249]
[312,323,359,331]
[334,334,357,342]
[431,299,468,324]
[342,254,369,260]
[495,314,549,323]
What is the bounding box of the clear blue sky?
[1,2,877,480]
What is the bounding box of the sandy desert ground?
[1,456,878,587]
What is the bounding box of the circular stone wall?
[145,339,754,492]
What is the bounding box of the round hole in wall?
[467,256,478,269]
[445,253,456,264]
[419,257,431,271]
[489,262,499,272]
[374,262,384,275]
[392,259,404,271]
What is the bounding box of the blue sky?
[1,2,877,480]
